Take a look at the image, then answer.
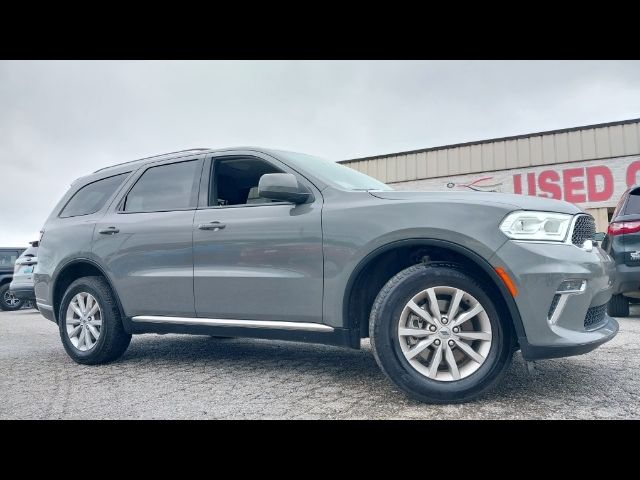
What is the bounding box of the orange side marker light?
[495,267,518,297]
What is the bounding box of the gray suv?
[34,148,618,403]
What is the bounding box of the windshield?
[275,151,393,191]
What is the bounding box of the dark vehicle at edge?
[0,247,26,311]
[603,184,640,316]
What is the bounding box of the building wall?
[341,119,640,232]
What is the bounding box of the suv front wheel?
[370,264,514,404]
[59,276,132,365]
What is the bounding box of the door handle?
[198,221,226,231]
[98,227,120,235]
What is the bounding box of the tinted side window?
[60,173,129,218]
[0,251,18,266]
[123,160,201,212]
[210,157,283,207]
[624,190,640,215]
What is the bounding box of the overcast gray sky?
[1,60,640,246]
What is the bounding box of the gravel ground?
[1,308,638,419]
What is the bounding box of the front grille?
[571,215,596,247]
[547,294,561,319]
[584,304,607,330]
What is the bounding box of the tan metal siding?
[581,129,597,159]
[505,140,518,169]
[623,123,640,155]
[609,125,625,157]
[481,142,494,171]
[416,151,427,178]
[386,156,397,183]
[568,130,582,161]
[470,144,482,172]
[343,121,640,183]
[530,136,543,165]
[426,150,438,177]
[517,138,530,167]
[493,141,506,170]
[542,134,555,165]
[406,153,417,181]
[448,147,460,175]
[436,149,448,176]
[368,159,376,177]
[459,146,471,172]
[377,157,388,182]
[366,159,375,179]
[555,133,570,163]
[594,127,611,158]
[397,154,407,181]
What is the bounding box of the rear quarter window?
[60,173,129,218]
[624,190,640,215]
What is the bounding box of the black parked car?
[0,247,26,311]
[603,185,640,317]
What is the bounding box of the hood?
[369,190,582,215]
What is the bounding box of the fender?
[342,237,527,345]
[51,257,126,324]
[0,274,13,284]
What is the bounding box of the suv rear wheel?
[607,294,630,318]
[370,264,514,403]
[0,283,23,311]
[59,276,131,364]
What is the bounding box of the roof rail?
[93,148,211,173]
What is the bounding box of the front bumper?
[491,240,618,360]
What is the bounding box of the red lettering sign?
[586,166,613,202]
[627,161,640,187]
[513,174,522,194]
[527,172,536,196]
[537,170,561,199]
[563,167,586,203]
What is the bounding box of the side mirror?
[258,173,310,204]
[593,232,606,242]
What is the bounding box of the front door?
[193,153,324,323]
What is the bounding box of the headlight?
[499,211,572,242]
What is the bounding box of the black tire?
[608,294,630,318]
[0,283,23,311]
[58,276,132,365]
[369,264,514,404]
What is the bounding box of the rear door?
[93,156,204,318]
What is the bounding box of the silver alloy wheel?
[398,286,492,382]
[4,291,20,308]
[66,292,102,352]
